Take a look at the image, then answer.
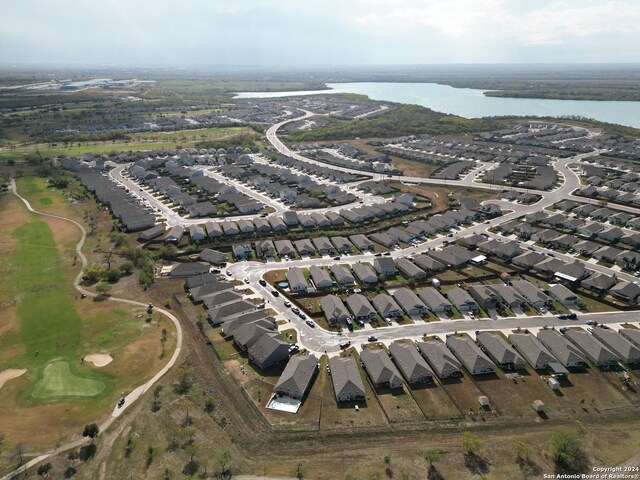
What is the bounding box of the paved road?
[3,180,184,480]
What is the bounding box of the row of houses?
[182,271,290,370]
[77,169,156,231]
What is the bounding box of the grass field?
[13,220,82,363]
[0,125,257,161]
[31,361,106,399]
[0,178,176,456]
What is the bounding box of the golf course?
[0,176,177,460]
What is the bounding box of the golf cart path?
[3,179,183,480]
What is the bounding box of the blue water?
[235,82,640,128]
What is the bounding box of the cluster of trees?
[285,105,511,142]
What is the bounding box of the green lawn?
[13,220,82,361]
[31,361,106,399]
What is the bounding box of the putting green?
[31,361,106,399]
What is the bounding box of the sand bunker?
[84,354,113,368]
[0,368,27,390]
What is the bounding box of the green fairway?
[13,220,82,361]
[31,361,105,399]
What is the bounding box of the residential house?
[361,349,404,389]
[591,327,640,364]
[446,287,479,312]
[396,258,427,280]
[352,262,378,284]
[199,248,227,265]
[349,234,375,252]
[393,287,427,316]
[346,294,376,322]
[232,242,252,261]
[511,280,551,310]
[476,332,526,370]
[328,356,366,402]
[286,267,309,293]
[446,335,495,375]
[509,333,561,370]
[389,343,434,385]
[274,354,318,400]
[564,329,619,367]
[330,264,356,286]
[374,257,397,276]
[610,281,640,304]
[412,255,446,273]
[309,266,333,290]
[293,239,315,257]
[274,239,296,259]
[537,329,585,368]
[248,333,290,370]
[549,283,581,306]
[312,237,335,256]
[372,293,402,318]
[417,287,452,314]
[320,294,351,326]
[417,340,462,379]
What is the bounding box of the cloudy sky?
[1,0,639,66]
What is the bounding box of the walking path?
[2,179,184,480]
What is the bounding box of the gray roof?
[412,254,446,272]
[537,329,585,367]
[190,280,234,302]
[329,264,355,285]
[328,356,366,401]
[446,287,479,310]
[199,248,227,265]
[275,354,318,398]
[511,280,550,306]
[352,262,378,284]
[417,340,462,378]
[320,294,350,322]
[509,333,559,370]
[396,258,426,278]
[476,332,526,369]
[591,327,640,364]
[392,287,426,313]
[620,328,640,348]
[389,343,434,384]
[446,335,495,375]
[417,287,451,311]
[286,267,308,290]
[371,293,401,317]
[309,266,332,288]
[563,329,619,366]
[345,294,376,318]
[248,333,290,369]
[360,349,404,387]
[234,323,276,349]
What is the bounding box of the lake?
[235,82,640,128]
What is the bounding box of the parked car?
[256,303,266,309]
[271,290,279,297]
[333,256,341,261]
[557,314,568,320]
[244,278,250,284]
[299,312,307,320]
[284,301,291,307]
[259,279,267,286]
[292,307,300,314]
[306,319,315,328]
[117,397,126,408]
[339,341,351,349]
[367,336,378,342]
[586,319,596,326]
[567,313,578,320]
[289,345,300,354]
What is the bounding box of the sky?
[1,0,639,66]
